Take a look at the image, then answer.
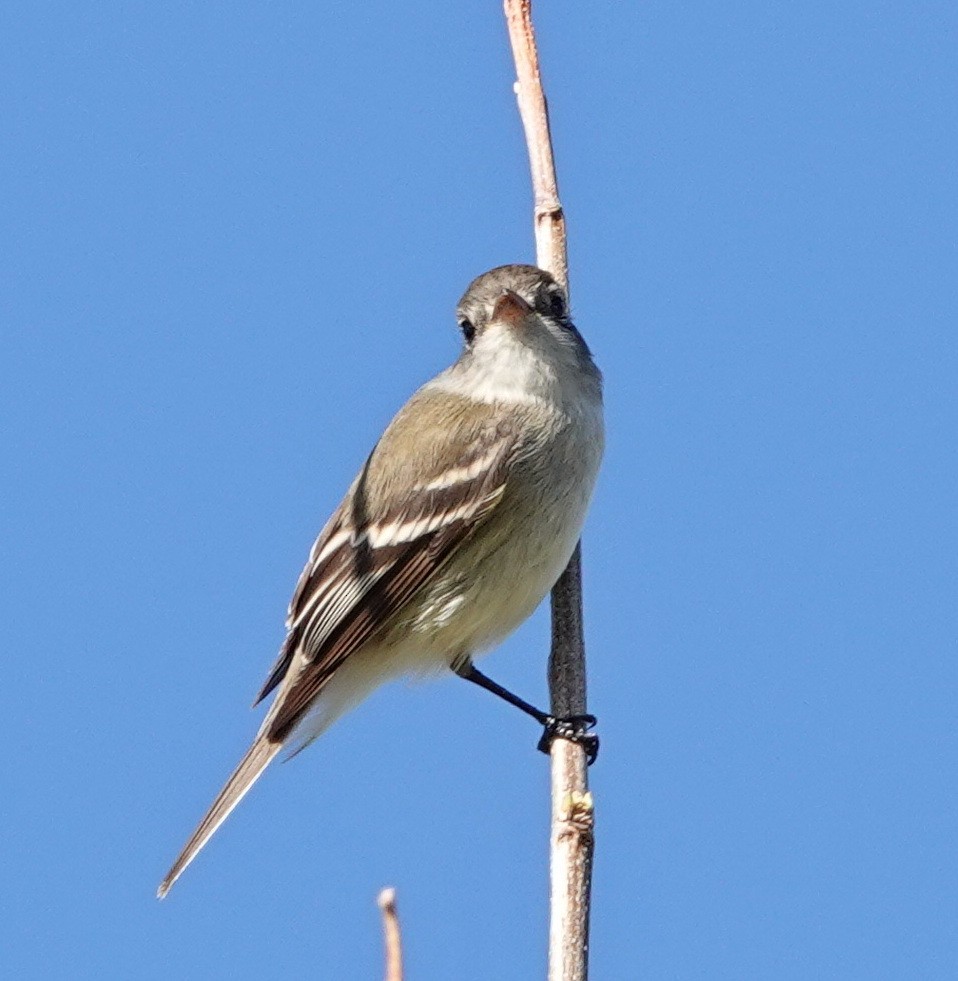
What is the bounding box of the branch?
[377,887,404,981]
[503,3,596,980]
[504,0,567,286]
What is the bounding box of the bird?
[158,264,604,898]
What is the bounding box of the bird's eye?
[539,286,567,321]
[457,317,476,344]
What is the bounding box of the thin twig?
[504,0,567,287]
[503,3,596,980]
[377,887,404,981]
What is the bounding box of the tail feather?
[157,736,282,898]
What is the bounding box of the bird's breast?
[402,400,603,666]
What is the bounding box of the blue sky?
[2,1,956,978]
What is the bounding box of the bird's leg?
[453,660,599,764]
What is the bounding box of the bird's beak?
[491,289,533,328]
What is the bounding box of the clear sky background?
[2,2,956,978]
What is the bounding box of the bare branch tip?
[378,886,404,981]
[377,886,397,912]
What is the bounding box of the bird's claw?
[537,714,599,764]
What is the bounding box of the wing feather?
[253,412,517,726]
[265,477,507,741]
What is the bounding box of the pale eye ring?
[457,317,476,344]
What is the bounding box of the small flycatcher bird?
[158,264,604,897]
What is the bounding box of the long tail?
[157,736,282,898]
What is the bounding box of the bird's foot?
[537,714,599,764]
